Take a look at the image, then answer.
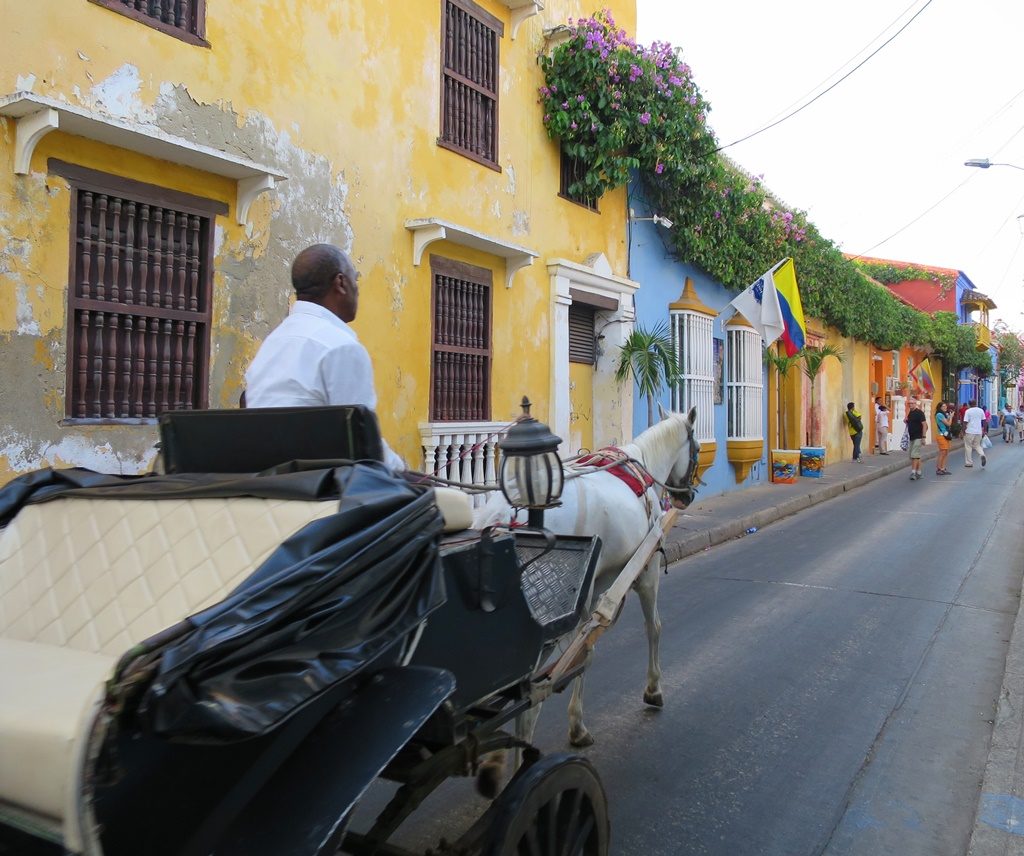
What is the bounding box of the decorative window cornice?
[405,218,538,289]
[0,92,285,226]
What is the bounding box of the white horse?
[473,405,699,748]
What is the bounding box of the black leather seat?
[159,405,385,473]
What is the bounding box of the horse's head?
[658,404,700,509]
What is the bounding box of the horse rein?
[410,436,702,507]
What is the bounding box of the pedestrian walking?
[906,399,926,480]
[962,399,987,468]
[1017,403,1024,442]
[845,402,864,462]
[876,404,890,455]
[934,402,952,475]
[873,396,884,453]
[1002,404,1016,443]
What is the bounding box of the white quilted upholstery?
[0,497,339,657]
[0,638,113,827]
[0,486,462,844]
[434,487,473,532]
[0,495,339,842]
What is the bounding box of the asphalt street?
[365,440,1024,855]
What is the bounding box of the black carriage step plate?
[514,533,601,639]
[212,666,454,856]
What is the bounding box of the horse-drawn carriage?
[0,404,696,855]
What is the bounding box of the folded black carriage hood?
[0,462,447,743]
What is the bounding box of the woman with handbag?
[846,402,864,462]
[935,402,952,475]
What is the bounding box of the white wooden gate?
[889,395,906,451]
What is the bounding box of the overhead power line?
[755,0,921,128]
[847,174,977,262]
[715,0,936,153]
[854,112,1024,267]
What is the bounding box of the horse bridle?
[661,435,702,508]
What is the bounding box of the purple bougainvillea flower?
[577,94,586,102]
[639,112,651,125]
[655,162,665,174]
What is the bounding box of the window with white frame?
[670,310,715,442]
[726,325,763,440]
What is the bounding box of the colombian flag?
[727,258,807,355]
[912,358,935,394]
[773,258,806,357]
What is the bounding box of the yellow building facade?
[1,0,638,484]
[768,318,941,465]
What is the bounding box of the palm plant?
[800,344,844,445]
[614,323,680,428]
[764,348,802,448]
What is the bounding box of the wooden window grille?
[439,0,503,169]
[56,162,224,421]
[560,151,599,211]
[568,304,596,365]
[89,0,208,45]
[430,256,492,422]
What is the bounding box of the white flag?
[725,260,786,347]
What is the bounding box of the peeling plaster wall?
[1,0,634,484]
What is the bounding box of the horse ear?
[687,405,698,427]
[658,402,669,421]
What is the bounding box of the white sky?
[637,0,1024,329]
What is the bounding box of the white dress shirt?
[245,300,404,470]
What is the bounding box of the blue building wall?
[627,194,770,498]
[954,270,995,408]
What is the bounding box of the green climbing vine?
[538,10,1001,371]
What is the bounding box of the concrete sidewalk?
[663,444,946,565]
[661,440,1022,856]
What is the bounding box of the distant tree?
[996,329,1024,396]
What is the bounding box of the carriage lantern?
[499,396,564,529]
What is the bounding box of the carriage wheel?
[480,753,609,856]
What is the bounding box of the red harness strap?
[575,446,654,497]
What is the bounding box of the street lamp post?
[965,158,1024,172]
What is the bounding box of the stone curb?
[967,488,1024,856]
[663,442,953,567]
[968,581,1024,856]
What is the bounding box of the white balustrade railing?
[419,420,509,507]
